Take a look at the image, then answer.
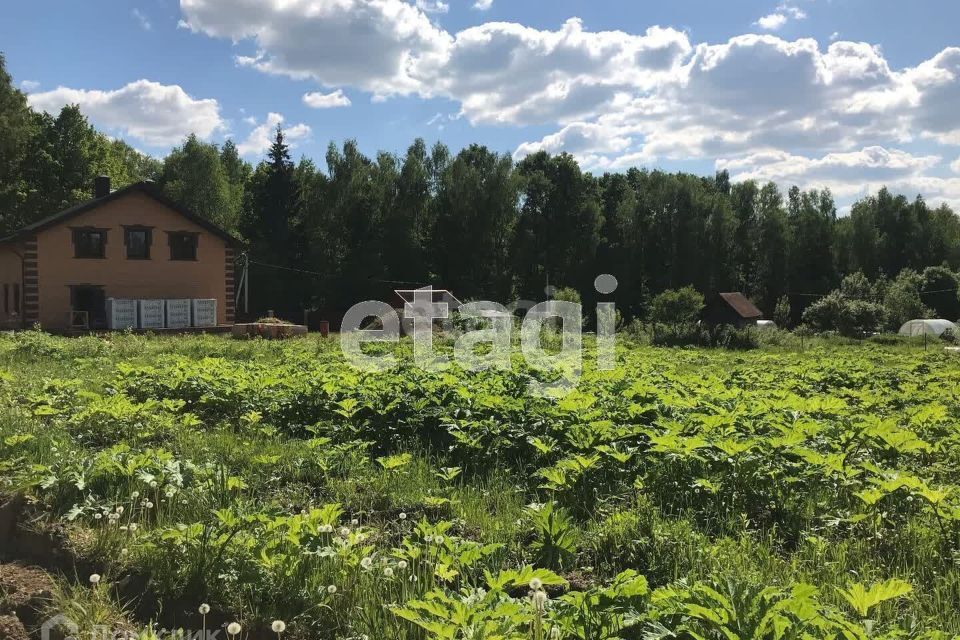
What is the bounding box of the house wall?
[0,244,24,329]
[33,190,232,329]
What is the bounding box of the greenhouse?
[898,319,959,337]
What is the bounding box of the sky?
[4,0,960,212]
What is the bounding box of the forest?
[3,55,960,322]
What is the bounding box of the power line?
[788,286,960,299]
[247,257,429,286]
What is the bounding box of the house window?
[124,226,152,259]
[12,284,18,314]
[168,232,198,261]
[72,228,107,258]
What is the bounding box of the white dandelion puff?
[327,584,337,594]
[383,567,394,577]
[271,620,286,634]
[529,577,543,590]
[227,622,241,637]
[199,604,210,615]
[397,560,408,570]
[360,557,373,570]
[89,574,101,585]
[398,512,407,520]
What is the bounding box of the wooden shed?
[702,292,763,328]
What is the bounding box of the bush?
[710,325,759,350]
[650,325,709,347]
[884,269,932,330]
[773,295,791,328]
[649,287,704,328]
[802,291,886,337]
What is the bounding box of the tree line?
[3,55,960,323]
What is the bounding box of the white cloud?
[132,8,152,31]
[28,79,224,146]
[755,3,806,31]
[19,80,39,92]
[716,147,960,208]
[756,13,788,30]
[179,0,451,97]
[434,20,691,125]
[303,89,352,109]
[236,112,311,157]
[176,0,960,207]
[472,0,493,9]
[416,0,449,13]
[719,147,940,190]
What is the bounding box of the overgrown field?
[1,331,959,639]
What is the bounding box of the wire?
[247,257,429,286]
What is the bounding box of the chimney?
[94,176,111,199]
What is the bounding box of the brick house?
[0,177,238,330]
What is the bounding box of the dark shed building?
[702,292,763,328]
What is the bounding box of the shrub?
[802,291,886,337]
[649,287,704,328]
[884,269,932,330]
[772,295,791,328]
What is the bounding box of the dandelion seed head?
[529,577,543,590]
[360,557,373,570]
[339,527,350,537]
[398,512,407,520]
[145,501,154,509]
[327,584,337,594]
[351,518,359,526]
[94,513,103,520]
[383,567,394,577]
[149,481,158,488]
[227,622,241,636]
[89,574,101,585]
[397,560,408,570]
[199,604,210,615]
[271,620,286,633]
[533,590,548,609]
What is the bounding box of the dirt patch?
[0,563,55,628]
[0,614,29,640]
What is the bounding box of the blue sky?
[4,0,960,211]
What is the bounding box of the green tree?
[0,53,32,233]
[883,269,932,330]
[514,152,602,302]
[160,134,235,230]
[920,265,960,320]
[433,144,518,301]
